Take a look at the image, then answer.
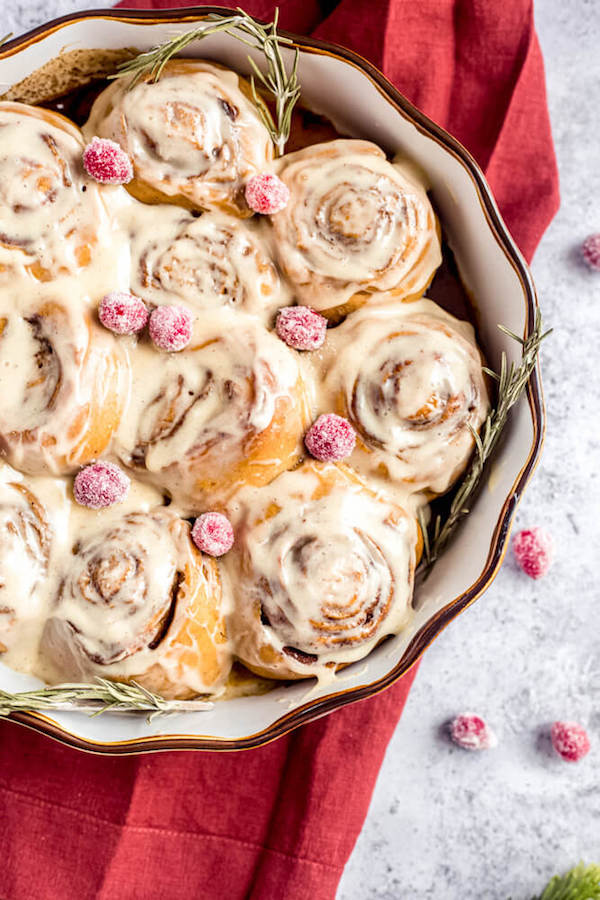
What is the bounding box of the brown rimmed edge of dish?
[0,6,545,755]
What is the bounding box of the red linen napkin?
[0,3,559,899]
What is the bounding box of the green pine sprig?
[112,8,301,155]
[418,309,551,577]
[530,863,600,900]
[0,677,212,722]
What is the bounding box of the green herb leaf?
[112,8,301,155]
[0,678,212,722]
[418,309,551,577]
[530,863,600,900]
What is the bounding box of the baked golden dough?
[0,101,114,283]
[128,204,286,320]
[0,300,128,475]
[324,301,490,495]
[271,139,442,319]
[85,59,274,216]
[116,311,311,512]
[225,460,421,680]
[0,479,51,653]
[0,58,489,697]
[41,509,231,698]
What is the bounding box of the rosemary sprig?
[0,677,212,722]
[530,862,600,900]
[112,9,301,155]
[418,309,551,577]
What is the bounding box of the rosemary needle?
[0,678,212,722]
[418,309,551,578]
[112,9,301,155]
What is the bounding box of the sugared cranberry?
[276,306,327,351]
[83,137,133,185]
[582,234,600,271]
[149,305,193,352]
[73,462,130,509]
[305,413,356,462]
[513,527,553,579]
[450,713,498,751]
[245,173,290,215]
[191,512,234,557]
[551,721,591,762]
[98,291,148,335]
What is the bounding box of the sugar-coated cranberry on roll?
[323,299,490,495]
[84,60,274,216]
[127,204,287,320]
[116,310,311,512]
[270,139,442,319]
[0,299,129,475]
[0,477,51,654]
[0,101,115,283]
[41,509,232,698]
[224,460,421,680]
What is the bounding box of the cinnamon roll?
[0,101,113,283]
[271,139,442,318]
[128,204,286,319]
[41,509,231,698]
[0,478,51,653]
[0,299,129,475]
[85,60,274,216]
[116,310,311,512]
[324,300,490,494]
[225,460,421,680]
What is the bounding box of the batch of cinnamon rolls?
[0,59,490,700]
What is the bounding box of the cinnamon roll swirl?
[0,300,129,475]
[41,510,231,698]
[0,101,113,283]
[117,311,311,512]
[271,139,442,318]
[85,60,274,216]
[324,300,490,494]
[0,478,51,653]
[225,460,420,680]
[128,204,286,319]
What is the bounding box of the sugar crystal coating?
[276,306,327,351]
[513,527,553,579]
[98,291,148,335]
[83,137,133,185]
[551,721,591,762]
[305,414,356,462]
[149,305,193,352]
[450,713,497,751]
[73,462,130,509]
[245,173,290,215]
[582,234,600,271]
[192,512,234,557]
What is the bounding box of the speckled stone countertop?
[3,2,599,898]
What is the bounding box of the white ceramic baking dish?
[0,6,543,753]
